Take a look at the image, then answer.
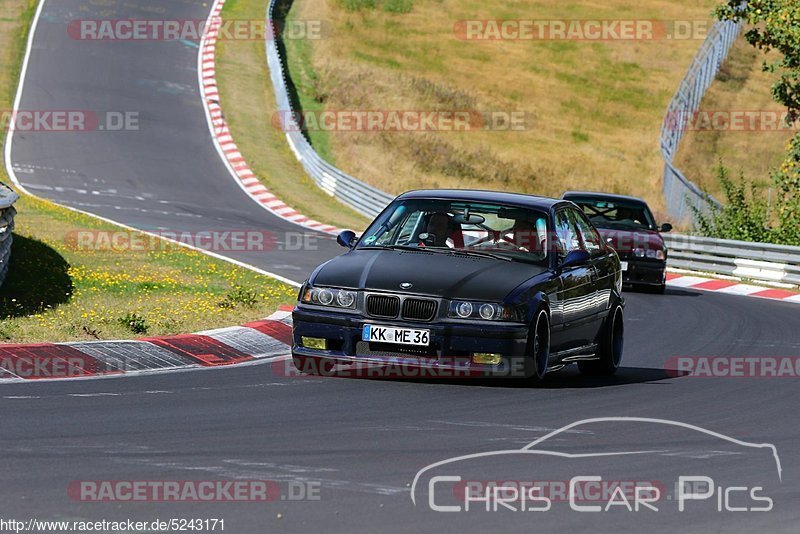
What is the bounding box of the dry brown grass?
[674,38,794,195]
[294,0,727,222]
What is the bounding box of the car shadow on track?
[624,286,702,297]
[333,366,691,390]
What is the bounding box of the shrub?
[118,313,149,335]
[218,287,259,309]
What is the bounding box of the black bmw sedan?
[292,190,624,383]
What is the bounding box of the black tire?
[654,283,666,294]
[524,309,551,384]
[578,304,624,376]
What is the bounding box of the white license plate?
[620,261,629,272]
[362,324,430,346]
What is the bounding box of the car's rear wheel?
[578,304,624,376]
[525,309,550,383]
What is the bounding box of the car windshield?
[356,198,550,266]
[568,196,656,231]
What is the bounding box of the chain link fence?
[660,17,745,224]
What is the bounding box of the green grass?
[214,0,369,231]
[283,9,337,164]
[0,0,297,342]
[0,195,298,343]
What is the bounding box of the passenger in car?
[422,213,464,248]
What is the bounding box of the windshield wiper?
[449,249,512,261]
[359,244,426,252]
[360,245,513,261]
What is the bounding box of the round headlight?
[633,248,646,258]
[336,290,355,308]
[317,288,334,305]
[479,304,497,320]
[455,302,473,318]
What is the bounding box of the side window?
[554,210,581,255]
[570,209,603,256]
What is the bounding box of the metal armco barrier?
[0,185,17,287]
[660,17,744,223]
[665,234,800,287]
[265,0,393,219]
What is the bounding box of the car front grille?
[401,298,437,322]
[356,341,437,359]
[366,294,400,318]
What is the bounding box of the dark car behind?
[562,192,672,293]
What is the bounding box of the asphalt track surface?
[4,0,800,532]
[7,0,341,282]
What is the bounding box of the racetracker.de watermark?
[0,110,139,132]
[271,110,529,132]
[454,19,712,41]
[276,356,531,379]
[64,230,319,253]
[666,356,800,378]
[454,479,666,505]
[67,480,320,502]
[0,356,96,379]
[68,19,328,41]
[665,110,800,132]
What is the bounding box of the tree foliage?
[713,1,800,245]
[691,164,771,243]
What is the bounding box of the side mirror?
[560,249,591,269]
[337,230,357,249]
[659,223,673,233]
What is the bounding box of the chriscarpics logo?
[411,417,781,519]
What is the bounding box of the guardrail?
[0,185,17,287]
[665,234,800,287]
[265,0,393,219]
[659,17,744,223]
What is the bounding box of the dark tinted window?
[567,196,656,231]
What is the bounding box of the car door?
[569,209,615,337]
[550,208,596,352]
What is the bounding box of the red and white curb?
[0,308,295,382]
[199,0,340,236]
[667,272,800,304]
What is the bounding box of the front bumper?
[621,259,666,287]
[291,307,530,378]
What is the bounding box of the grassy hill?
[674,38,793,197]
[283,0,725,222]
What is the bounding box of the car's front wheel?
[524,309,551,383]
[578,304,624,376]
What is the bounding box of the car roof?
[397,189,566,210]
[562,190,649,205]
